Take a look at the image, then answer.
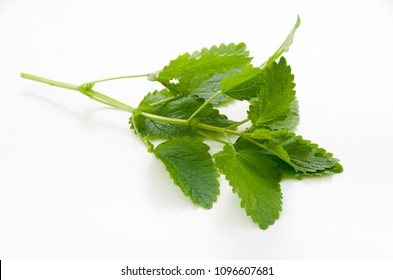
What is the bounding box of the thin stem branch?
[131,113,153,150]
[140,112,189,126]
[224,131,236,152]
[187,90,222,123]
[226,118,250,129]
[86,89,134,112]
[80,73,149,87]
[196,131,230,145]
[150,95,177,107]
[242,135,266,150]
[140,111,242,136]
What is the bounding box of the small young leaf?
[261,15,301,69]
[248,57,296,126]
[154,137,219,209]
[220,15,300,101]
[214,145,282,229]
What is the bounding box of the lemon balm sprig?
[21,16,342,230]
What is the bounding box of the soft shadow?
[283,172,337,187]
[215,190,259,231]
[23,90,130,134]
[145,156,198,211]
[24,90,197,212]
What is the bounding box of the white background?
[1,0,393,259]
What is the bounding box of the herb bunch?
[21,16,342,229]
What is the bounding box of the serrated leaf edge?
[214,147,282,229]
[154,137,220,209]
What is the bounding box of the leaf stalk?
[187,90,222,123]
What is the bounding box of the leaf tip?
[296,15,301,28]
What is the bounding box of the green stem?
[131,112,153,150]
[239,127,252,134]
[150,95,177,107]
[140,112,188,126]
[242,135,266,150]
[226,118,250,129]
[140,111,242,136]
[21,73,80,91]
[196,121,239,135]
[196,131,230,145]
[21,73,135,112]
[81,73,149,87]
[86,89,134,112]
[224,131,236,151]
[187,90,222,122]
[21,73,242,138]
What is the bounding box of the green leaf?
[133,90,234,140]
[154,137,219,208]
[214,145,282,229]
[273,134,343,175]
[238,130,296,170]
[219,16,300,101]
[149,43,252,101]
[248,57,296,126]
[263,97,299,130]
[220,65,264,100]
[137,88,175,108]
[236,131,342,175]
[132,90,193,139]
[244,128,289,141]
[261,15,301,69]
[188,69,238,104]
